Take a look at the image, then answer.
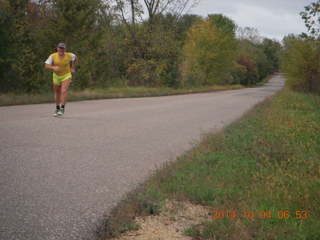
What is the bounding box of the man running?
[45,43,77,117]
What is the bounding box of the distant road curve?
[0,74,284,240]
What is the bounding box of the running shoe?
[58,108,65,116]
[54,109,60,117]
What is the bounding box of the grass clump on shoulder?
[98,88,320,239]
[96,185,165,239]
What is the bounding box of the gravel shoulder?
[112,200,212,240]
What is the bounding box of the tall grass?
[102,88,320,239]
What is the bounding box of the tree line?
[1,0,283,94]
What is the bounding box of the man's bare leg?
[61,78,71,107]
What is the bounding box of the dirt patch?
[111,200,212,240]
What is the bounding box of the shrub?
[282,36,320,92]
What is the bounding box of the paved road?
[0,75,284,240]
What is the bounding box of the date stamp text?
[211,210,308,220]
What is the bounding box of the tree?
[114,0,199,42]
[300,1,320,38]
[113,0,200,87]
[176,14,202,40]
[235,55,257,85]
[182,14,237,85]
[237,27,263,44]
[126,14,181,87]
[0,0,17,92]
[282,35,320,92]
[260,38,282,72]
[142,0,199,22]
[207,14,237,36]
[235,38,266,85]
[0,0,44,93]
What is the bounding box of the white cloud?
[189,0,312,41]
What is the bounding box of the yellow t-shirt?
[46,52,76,76]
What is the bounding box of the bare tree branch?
[142,0,201,20]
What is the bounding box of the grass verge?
[98,88,320,240]
[0,85,243,106]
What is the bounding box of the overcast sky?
[188,0,312,41]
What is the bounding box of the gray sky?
[188,0,312,41]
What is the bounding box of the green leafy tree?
[300,1,320,38]
[0,0,43,93]
[115,0,199,87]
[182,14,237,86]
[176,14,202,40]
[126,14,181,87]
[234,40,260,85]
[260,38,281,72]
[207,14,237,36]
[282,35,320,92]
[94,25,128,87]
[0,0,17,92]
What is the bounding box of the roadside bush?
[282,36,320,92]
[127,59,159,87]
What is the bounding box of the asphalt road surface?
[0,75,284,240]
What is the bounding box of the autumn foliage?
[0,0,280,94]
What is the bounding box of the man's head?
[57,43,67,49]
[57,43,67,55]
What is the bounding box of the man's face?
[57,47,66,55]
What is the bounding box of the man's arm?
[71,56,77,73]
[45,55,59,72]
[45,64,60,72]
